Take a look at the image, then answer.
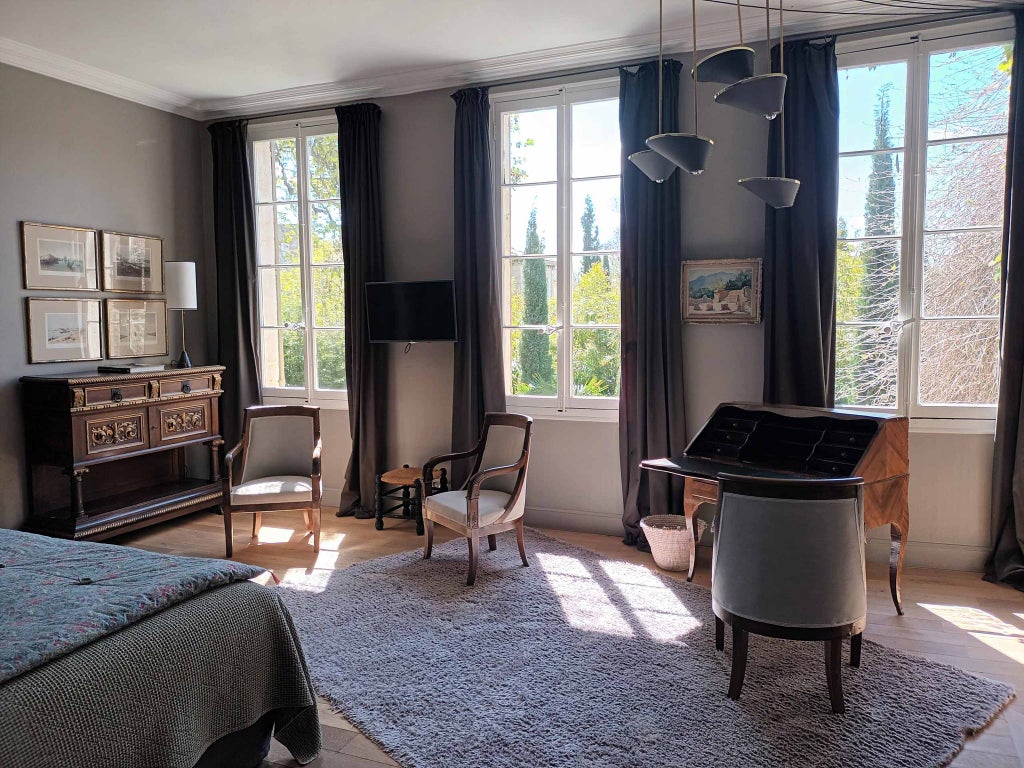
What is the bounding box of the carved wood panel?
[85,413,146,455]
[158,402,211,442]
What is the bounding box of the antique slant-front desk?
[20,365,225,540]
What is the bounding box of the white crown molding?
[0,36,202,119]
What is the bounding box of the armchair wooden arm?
[222,438,247,498]
[312,437,323,477]
[422,444,483,494]
[464,453,528,528]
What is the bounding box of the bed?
[0,529,322,768]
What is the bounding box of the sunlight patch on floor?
[279,566,333,593]
[536,552,634,637]
[255,526,296,544]
[600,560,700,642]
[921,603,1024,665]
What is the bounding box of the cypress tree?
[520,203,553,391]
[580,194,601,272]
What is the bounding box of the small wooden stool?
[375,464,447,535]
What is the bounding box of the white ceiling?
[0,0,1001,119]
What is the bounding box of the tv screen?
[365,280,458,343]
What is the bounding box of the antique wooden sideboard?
[20,365,225,541]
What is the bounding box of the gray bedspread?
[0,578,322,767]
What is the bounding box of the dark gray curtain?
[336,103,388,516]
[762,39,839,407]
[208,119,261,448]
[619,60,687,549]
[985,12,1024,589]
[451,87,506,486]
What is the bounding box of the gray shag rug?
[279,529,1014,768]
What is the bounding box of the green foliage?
[580,194,602,272]
[517,204,555,394]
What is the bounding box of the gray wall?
[0,63,207,528]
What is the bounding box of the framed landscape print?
[22,222,99,291]
[681,259,762,324]
[101,231,164,293]
[26,298,102,363]
[105,299,168,358]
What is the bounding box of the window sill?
[508,407,618,423]
[909,418,995,435]
[263,394,348,411]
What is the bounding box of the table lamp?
[166,262,198,368]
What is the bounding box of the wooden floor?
[116,509,1024,768]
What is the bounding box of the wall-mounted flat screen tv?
[366,280,458,343]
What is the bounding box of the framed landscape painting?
[22,222,98,291]
[101,231,164,293]
[105,299,168,358]
[26,298,102,363]
[682,258,762,324]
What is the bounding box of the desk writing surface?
[640,456,816,481]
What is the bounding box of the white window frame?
[836,17,1013,428]
[491,79,621,421]
[249,117,347,409]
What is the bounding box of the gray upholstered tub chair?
[421,413,533,586]
[222,405,322,558]
[711,474,867,714]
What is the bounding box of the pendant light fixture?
[714,0,787,120]
[738,0,800,208]
[628,0,678,183]
[646,0,713,176]
[693,0,754,86]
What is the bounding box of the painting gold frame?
[26,297,103,363]
[101,231,164,293]
[104,299,168,359]
[21,222,99,291]
[681,258,763,324]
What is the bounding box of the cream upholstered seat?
[421,413,533,586]
[222,405,322,557]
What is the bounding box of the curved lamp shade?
[646,133,714,175]
[693,46,755,85]
[715,73,788,120]
[738,176,801,208]
[628,149,678,183]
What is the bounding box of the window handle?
[541,324,563,336]
[283,321,305,330]
[882,318,911,336]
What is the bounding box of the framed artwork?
[681,259,762,324]
[105,299,168,358]
[26,298,102,363]
[101,231,164,293]
[21,222,99,291]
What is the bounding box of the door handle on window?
[882,318,911,336]
[541,324,563,336]
[283,321,305,330]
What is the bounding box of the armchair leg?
[825,638,846,714]
[312,507,321,553]
[423,519,434,559]
[252,512,262,538]
[487,534,497,551]
[223,508,233,558]
[715,617,725,652]
[850,632,862,668]
[728,628,748,700]
[467,535,479,586]
[303,509,313,533]
[515,519,529,567]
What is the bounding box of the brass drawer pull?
[111,388,123,402]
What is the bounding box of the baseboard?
[524,505,623,537]
[322,486,342,509]
[865,537,987,572]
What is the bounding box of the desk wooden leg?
[890,522,906,616]
[682,478,701,582]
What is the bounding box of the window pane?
[260,328,305,388]
[839,61,907,153]
[315,330,346,391]
[838,153,903,238]
[306,133,339,200]
[572,179,620,252]
[258,267,303,326]
[253,138,298,203]
[835,325,898,408]
[922,231,1001,318]
[918,319,999,405]
[505,257,556,326]
[572,254,620,325]
[928,44,1012,141]
[503,108,557,184]
[312,265,345,327]
[310,201,343,264]
[572,329,620,398]
[571,99,620,178]
[256,204,299,265]
[508,329,557,396]
[924,138,1006,230]
[504,184,557,256]
[836,239,900,323]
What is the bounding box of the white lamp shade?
[166,262,198,310]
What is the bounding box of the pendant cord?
[780,0,786,174]
[658,0,664,135]
[692,0,699,134]
[737,0,744,45]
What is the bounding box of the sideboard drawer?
[158,374,214,399]
[153,400,212,445]
[84,383,148,407]
[79,411,149,457]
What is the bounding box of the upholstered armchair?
[222,405,322,558]
[421,413,533,586]
[711,474,867,714]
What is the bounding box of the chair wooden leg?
[728,628,748,700]
[467,535,479,586]
[252,512,262,538]
[487,534,497,551]
[223,508,233,558]
[303,509,313,533]
[423,519,434,559]
[825,638,846,714]
[312,507,321,553]
[715,617,725,651]
[850,632,862,668]
[515,519,529,567]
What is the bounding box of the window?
[251,120,345,406]
[836,22,1012,421]
[493,83,622,416]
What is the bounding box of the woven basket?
[641,515,708,572]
